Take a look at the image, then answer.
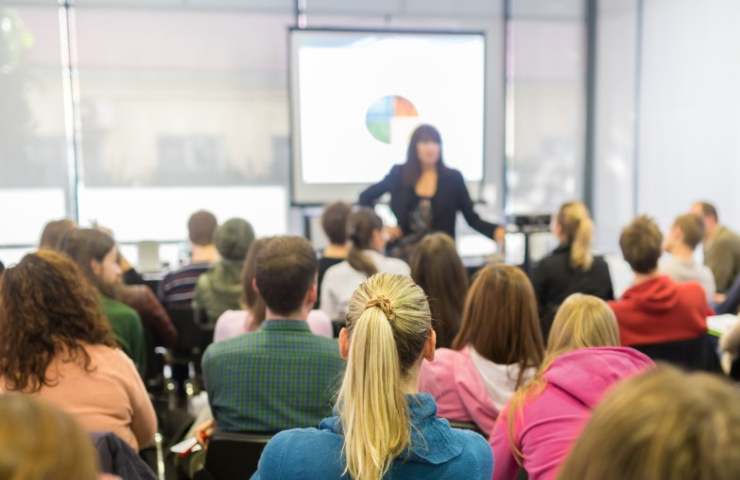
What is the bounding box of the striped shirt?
[202,320,345,433]
[158,262,210,308]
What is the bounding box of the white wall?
[595,0,740,254]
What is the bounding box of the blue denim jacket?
[251,393,493,479]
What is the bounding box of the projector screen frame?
[288,26,488,207]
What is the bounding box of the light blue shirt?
[251,393,493,479]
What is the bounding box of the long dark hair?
[58,228,118,298]
[410,233,468,348]
[402,124,444,186]
[0,250,117,393]
[347,208,384,277]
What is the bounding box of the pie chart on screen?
[365,95,419,144]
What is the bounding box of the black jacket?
[358,165,497,239]
[531,244,614,338]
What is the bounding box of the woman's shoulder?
[380,255,411,275]
[256,426,344,477]
[444,428,493,477]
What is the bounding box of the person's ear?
[306,282,318,308]
[252,278,260,296]
[90,259,102,277]
[423,329,436,362]
[339,327,350,360]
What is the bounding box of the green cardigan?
[100,295,147,376]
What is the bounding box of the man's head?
[321,202,352,246]
[255,236,318,318]
[690,201,718,238]
[214,218,255,262]
[620,216,663,275]
[188,210,218,247]
[665,213,705,253]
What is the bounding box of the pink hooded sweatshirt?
[419,347,500,436]
[490,347,654,480]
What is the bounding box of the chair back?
[168,306,213,354]
[633,334,721,373]
[196,431,274,480]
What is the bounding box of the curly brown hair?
[0,250,117,393]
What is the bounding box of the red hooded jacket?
[608,275,712,346]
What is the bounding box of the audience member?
[691,201,740,292]
[609,216,712,347]
[159,210,219,309]
[39,218,76,250]
[660,213,716,303]
[253,273,493,479]
[202,236,344,433]
[558,366,740,480]
[490,294,653,480]
[317,202,352,308]
[0,259,4,276]
[59,228,147,373]
[214,237,333,342]
[194,217,255,325]
[0,250,157,451]
[0,395,100,480]
[321,208,410,320]
[419,264,544,435]
[531,201,614,337]
[410,232,469,348]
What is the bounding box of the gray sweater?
[659,256,716,303]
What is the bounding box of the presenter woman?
[359,124,504,255]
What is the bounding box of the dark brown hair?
[402,124,446,185]
[619,216,663,274]
[255,236,318,316]
[347,208,383,278]
[673,213,705,250]
[188,210,218,246]
[0,395,99,480]
[695,201,718,222]
[321,202,352,245]
[410,233,468,348]
[0,250,116,393]
[58,228,118,297]
[241,237,270,326]
[39,219,76,250]
[452,264,544,389]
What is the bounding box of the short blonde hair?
[558,366,740,480]
[338,273,431,480]
[0,394,98,480]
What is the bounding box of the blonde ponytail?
[557,202,594,270]
[338,274,431,480]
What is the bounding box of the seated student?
[194,217,255,325]
[557,366,740,480]
[214,237,333,342]
[609,216,712,347]
[321,208,410,320]
[0,250,157,451]
[490,294,653,480]
[531,201,614,338]
[0,395,100,480]
[660,213,716,303]
[202,236,344,433]
[317,202,352,308]
[159,210,220,310]
[410,233,469,348]
[0,260,4,276]
[691,201,740,293]
[59,228,148,374]
[419,264,544,435]
[39,218,77,250]
[253,273,493,479]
